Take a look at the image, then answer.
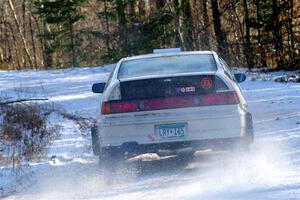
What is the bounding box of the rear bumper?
[98,106,250,147]
[92,112,254,155]
[101,135,253,156]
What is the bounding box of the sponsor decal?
[176,86,196,93]
[201,77,213,89]
[147,134,156,141]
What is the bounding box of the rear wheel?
[91,125,101,155]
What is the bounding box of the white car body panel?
[98,105,245,147]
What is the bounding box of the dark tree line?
[0,0,299,70]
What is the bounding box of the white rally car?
[91,49,253,163]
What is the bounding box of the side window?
[219,58,235,81]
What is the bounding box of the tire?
[91,125,101,155]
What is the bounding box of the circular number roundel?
[201,77,213,89]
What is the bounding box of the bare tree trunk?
[181,0,194,50]
[41,16,53,69]
[29,5,37,69]
[190,0,202,50]
[256,0,266,67]
[287,0,295,66]
[7,21,21,69]
[68,17,77,67]
[22,0,26,67]
[0,8,5,66]
[272,0,284,69]
[116,0,127,52]
[289,0,295,52]
[201,0,210,50]
[104,0,110,49]
[242,0,253,69]
[173,0,185,49]
[0,29,4,66]
[7,0,34,69]
[30,13,43,67]
[6,32,14,69]
[210,0,226,54]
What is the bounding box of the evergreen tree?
[34,0,85,68]
[98,0,175,63]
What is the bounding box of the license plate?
[155,124,187,140]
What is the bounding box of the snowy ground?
[0,67,299,199]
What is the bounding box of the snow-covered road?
[1,67,299,199]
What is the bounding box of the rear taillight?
[101,91,239,115]
[101,101,139,114]
[101,102,111,114]
[111,101,138,113]
[201,91,239,106]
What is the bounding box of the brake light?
[102,101,138,114]
[201,91,239,106]
[101,102,111,114]
[101,91,239,114]
[111,101,138,113]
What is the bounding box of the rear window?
[118,54,217,79]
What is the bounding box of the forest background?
[0,0,299,70]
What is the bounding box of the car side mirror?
[234,73,246,83]
[92,83,106,93]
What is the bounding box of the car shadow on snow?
[101,151,229,179]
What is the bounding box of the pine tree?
[98,0,175,63]
[34,0,85,68]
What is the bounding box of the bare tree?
[7,0,34,69]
